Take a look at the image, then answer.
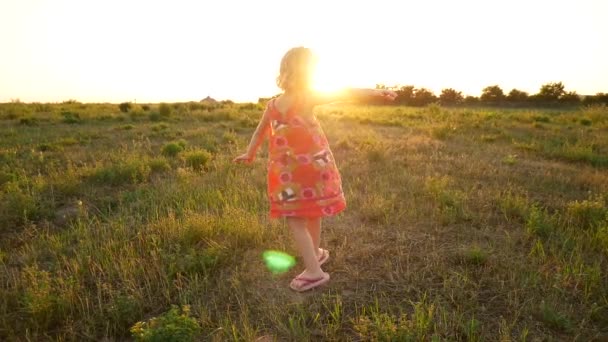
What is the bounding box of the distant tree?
[559,91,581,106]
[597,93,608,105]
[375,84,387,90]
[411,88,437,106]
[439,88,464,106]
[464,96,480,106]
[582,92,608,106]
[480,85,505,106]
[507,89,529,103]
[395,85,415,105]
[538,82,565,102]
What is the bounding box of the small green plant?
[539,302,572,333]
[579,118,592,126]
[130,305,201,342]
[122,124,135,130]
[465,246,487,265]
[502,154,518,165]
[162,143,184,157]
[566,197,606,230]
[526,205,554,239]
[151,123,169,132]
[353,299,436,341]
[461,318,481,342]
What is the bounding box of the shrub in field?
[148,158,171,173]
[498,190,529,222]
[130,305,201,342]
[579,118,592,126]
[89,161,151,186]
[526,205,554,238]
[148,112,162,122]
[20,265,66,331]
[566,197,607,230]
[539,302,572,333]
[353,300,436,341]
[151,123,169,132]
[221,131,237,144]
[159,103,172,118]
[0,182,39,229]
[464,246,488,266]
[141,104,151,111]
[162,143,184,157]
[61,111,81,124]
[19,117,38,126]
[184,149,212,171]
[119,102,132,113]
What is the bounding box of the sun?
[311,56,350,93]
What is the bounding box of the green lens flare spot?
[262,250,296,274]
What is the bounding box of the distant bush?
[19,117,38,126]
[141,104,151,111]
[148,158,171,173]
[148,112,162,122]
[61,111,82,124]
[159,103,172,118]
[119,102,132,113]
[162,142,184,157]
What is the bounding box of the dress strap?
[270,97,302,120]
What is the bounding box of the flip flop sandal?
[289,272,330,292]
[318,249,330,266]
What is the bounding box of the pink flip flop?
[318,249,330,266]
[289,272,330,292]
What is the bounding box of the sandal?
[289,272,330,292]
[318,249,330,266]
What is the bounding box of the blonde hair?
[276,47,316,92]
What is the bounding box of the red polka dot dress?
[266,99,346,218]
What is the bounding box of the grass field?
[0,101,607,341]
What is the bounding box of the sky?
[1,0,607,103]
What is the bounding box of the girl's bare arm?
[233,107,271,163]
[310,88,397,106]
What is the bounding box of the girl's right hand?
[233,153,254,164]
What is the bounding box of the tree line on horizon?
[372,82,608,108]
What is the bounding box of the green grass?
[0,102,607,340]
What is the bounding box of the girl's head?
[276,47,317,93]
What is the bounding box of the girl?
[234,47,396,292]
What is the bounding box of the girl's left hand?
[233,153,254,164]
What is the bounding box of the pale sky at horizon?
[1,0,607,103]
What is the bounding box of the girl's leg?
[287,217,325,279]
[306,217,322,257]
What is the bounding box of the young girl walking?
[234,47,396,292]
